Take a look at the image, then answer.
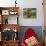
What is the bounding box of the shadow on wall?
[18,26,44,44]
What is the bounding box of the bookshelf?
[0,7,19,46]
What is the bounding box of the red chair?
[21,28,41,46]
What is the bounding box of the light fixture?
[15,0,17,7]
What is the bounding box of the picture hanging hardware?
[42,3,43,5]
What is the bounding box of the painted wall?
[18,0,44,26]
[0,0,44,26]
[0,0,15,7]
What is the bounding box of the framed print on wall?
[23,8,37,19]
[2,10,9,15]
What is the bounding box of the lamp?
[15,0,17,7]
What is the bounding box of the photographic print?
[23,8,37,18]
[2,10,9,15]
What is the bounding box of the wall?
[18,0,44,26]
[0,0,15,7]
